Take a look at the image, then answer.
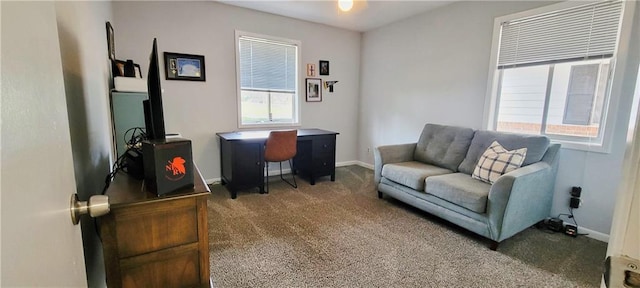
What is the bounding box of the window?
[487,1,624,149]
[236,31,300,128]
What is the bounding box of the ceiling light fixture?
[338,0,353,12]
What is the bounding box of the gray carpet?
[207,165,606,287]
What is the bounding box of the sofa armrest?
[486,161,554,241]
[374,143,416,185]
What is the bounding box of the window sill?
[552,139,610,154]
[238,122,302,130]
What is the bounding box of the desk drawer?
[312,136,335,155]
[313,158,335,175]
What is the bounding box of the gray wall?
[55,2,113,287]
[359,1,640,237]
[112,1,362,182]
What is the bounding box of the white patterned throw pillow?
[472,141,527,184]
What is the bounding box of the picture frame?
[106,22,115,60]
[164,52,206,81]
[306,63,316,77]
[306,78,322,102]
[134,64,142,78]
[112,59,125,78]
[319,60,329,75]
[112,60,142,78]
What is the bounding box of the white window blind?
[239,36,297,92]
[498,0,623,69]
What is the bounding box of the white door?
[1,1,87,286]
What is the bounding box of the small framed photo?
[319,60,329,75]
[112,59,125,77]
[306,78,322,102]
[164,52,206,81]
[306,63,316,77]
[106,22,115,60]
[134,64,142,78]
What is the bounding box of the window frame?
[235,30,301,129]
[483,1,632,153]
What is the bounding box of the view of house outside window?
[496,59,611,138]
[489,0,623,148]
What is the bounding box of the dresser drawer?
[114,197,199,258]
[120,243,201,288]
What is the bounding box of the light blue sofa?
[374,123,560,250]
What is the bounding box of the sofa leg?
[377,191,383,199]
[489,240,500,251]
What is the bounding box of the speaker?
[142,138,194,196]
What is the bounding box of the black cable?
[101,127,146,195]
[96,127,149,242]
[569,207,589,236]
[124,127,147,149]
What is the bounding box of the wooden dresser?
[99,166,211,287]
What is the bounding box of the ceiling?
[218,1,454,32]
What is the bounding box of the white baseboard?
[578,226,609,242]
[337,160,374,170]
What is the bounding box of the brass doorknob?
[70,193,110,225]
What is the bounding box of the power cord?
[96,127,148,242]
[124,127,147,149]
[556,208,589,237]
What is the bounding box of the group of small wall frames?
[306,60,339,102]
[306,60,330,77]
[305,79,340,102]
[105,22,206,81]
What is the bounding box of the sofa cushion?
[381,161,453,191]
[414,124,475,171]
[472,141,527,184]
[458,130,549,175]
[425,173,492,213]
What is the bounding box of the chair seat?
[381,161,452,191]
[425,173,491,213]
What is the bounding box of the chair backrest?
[264,130,298,162]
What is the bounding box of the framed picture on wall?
[306,64,316,77]
[164,52,206,81]
[306,78,322,102]
[319,60,329,75]
[106,22,115,60]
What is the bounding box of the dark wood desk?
[99,165,211,287]
[216,128,339,199]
